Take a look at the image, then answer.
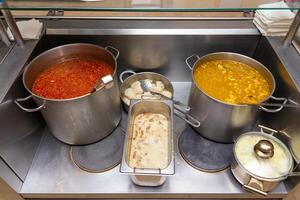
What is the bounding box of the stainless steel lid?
[234,132,293,180]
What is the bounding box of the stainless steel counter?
[20,82,288,199]
[1,19,299,199]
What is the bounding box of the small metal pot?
[15,43,121,145]
[231,125,300,196]
[186,52,288,143]
[119,70,174,111]
[119,70,200,128]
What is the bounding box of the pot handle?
[243,185,267,197]
[243,177,267,196]
[259,96,288,113]
[133,167,162,175]
[15,95,45,112]
[105,46,119,60]
[174,108,201,128]
[185,54,200,70]
[173,100,191,112]
[289,171,300,176]
[258,125,278,135]
[92,74,114,93]
[119,70,136,83]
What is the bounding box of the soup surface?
[32,58,113,99]
[193,60,271,104]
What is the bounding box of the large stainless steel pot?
[231,125,300,196]
[15,43,121,145]
[186,52,288,143]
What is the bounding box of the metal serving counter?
[20,83,288,199]
[0,19,300,199]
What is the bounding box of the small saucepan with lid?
[119,70,200,128]
[231,125,300,196]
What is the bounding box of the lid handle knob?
[254,140,274,159]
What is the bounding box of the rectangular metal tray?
[120,99,175,186]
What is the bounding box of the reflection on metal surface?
[0,42,15,65]
[284,10,300,48]
[11,16,255,20]
[292,40,300,54]
[0,20,11,47]
[0,39,38,103]
[0,158,23,193]
[0,74,44,181]
[1,2,24,46]
[46,28,259,35]
[3,0,300,11]
[178,126,233,173]
[70,127,124,173]
[44,19,259,35]
[292,24,300,54]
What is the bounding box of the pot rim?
[190,52,276,107]
[22,43,118,102]
[233,131,294,182]
[120,71,175,106]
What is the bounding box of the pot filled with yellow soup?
[185,52,287,143]
[231,129,300,196]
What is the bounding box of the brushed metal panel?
[254,37,300,193]
[0,158,22,193]
[0,75,44,181]
[42,34,260,82]
[0,39,45,182]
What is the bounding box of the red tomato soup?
[32,58,114,99]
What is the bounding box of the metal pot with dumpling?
[119,70,201,127]
[119,70,173,111]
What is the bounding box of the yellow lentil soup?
[193,60,271,104]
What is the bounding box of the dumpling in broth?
[151,81,165,93]
[131,81,144,94]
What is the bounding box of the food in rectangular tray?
[128,113,169,169]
